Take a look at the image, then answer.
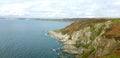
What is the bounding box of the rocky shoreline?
[48,31,79,54]
[48,19,120,58]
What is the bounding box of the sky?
[0,0,120,18]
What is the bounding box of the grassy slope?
[58,18,120,36]
[59,19,108,35]
[102,19,120,58]
[56,18,120,58]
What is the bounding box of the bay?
[0,19,73,58]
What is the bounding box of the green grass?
[82,42,92,49]
[54,30,61,32]
[102,53,120,58]
[74,44,80,48]
[111,19,120,23]
[82,48,95,58]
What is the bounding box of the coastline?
[48,19,120,58]
[48,31,79,54]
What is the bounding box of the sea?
[0,19,75,58]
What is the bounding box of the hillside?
[48,18,120,58]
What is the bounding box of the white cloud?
[0,2,36,16]
[0,0,120,18]
[113,2,120,5]
[0,1,51,16]
[85,16,96,18]
[84,12,94,16]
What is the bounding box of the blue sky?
[0,0,120,18]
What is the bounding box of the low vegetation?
[51,18,120,58]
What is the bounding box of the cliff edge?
[48,19,120,58]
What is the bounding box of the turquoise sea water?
[0,19,74,58]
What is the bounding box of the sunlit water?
[0,19,74,58]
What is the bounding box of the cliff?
[48,19,120,58]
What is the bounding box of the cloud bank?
[0,0,120,18]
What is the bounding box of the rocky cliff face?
[48,19,120,58]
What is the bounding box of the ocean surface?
[0,19,74,58]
